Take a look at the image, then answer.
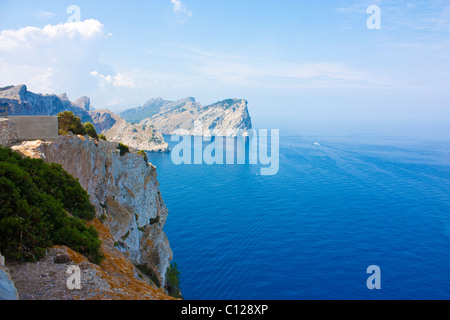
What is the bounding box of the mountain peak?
[73,96,91,111]
[0,84,27,100]
[58,93,69,101]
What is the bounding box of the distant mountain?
[119,97,200,123]
[0,85,92,122]
[91,109,169,152]
[73,96,91,111]
[121,97,252,136]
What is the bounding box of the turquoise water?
[148,135,450,300]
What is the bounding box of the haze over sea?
[148,133,450,300]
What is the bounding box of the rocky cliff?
[88,109,118,133]
[9,134,175,299]
[121,97,253,136]
[73,96,92,111]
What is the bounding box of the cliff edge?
[6,134,175,299]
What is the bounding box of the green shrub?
[121,231,130,241]
[83,122,98,139]
[137,150,148,164]
[98,134,107,141]
[58,112,99,140]
[0,146,103,264]
[165,262,182,298]
[136,264,161,287]
[99,212,107,222]
[149,216,160,225]
[58,111,85,135]
[20,158,96,220]
[117,143,130,156]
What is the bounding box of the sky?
[0,0,449,138]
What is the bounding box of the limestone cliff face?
[121,97,253,136]
[11,135,172,286]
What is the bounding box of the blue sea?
[147,134,450,300]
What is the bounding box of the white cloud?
[0,19,105,51]
[0,19,109,97]
[90,71,141,89]
[170,0,192,23]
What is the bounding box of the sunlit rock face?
[93,109,169,152]
[121,97,253,136]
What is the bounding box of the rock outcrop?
[0,253,19,300]
[88,109,118,133]
[90,110,169,152]
[11,134,172,288]
[121,97,253,136]
[73,96,91,111]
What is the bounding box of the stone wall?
[6,116,58,141]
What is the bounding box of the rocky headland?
[121,97,253,136]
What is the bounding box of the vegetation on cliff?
[117,143,130,156]
[136,261,182,298]
[137,150,148,165]
[136,264,161,287]
[165,262,182,298]
[82,122,98,140]
[0,146,103,264]
[58,111,98,139]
